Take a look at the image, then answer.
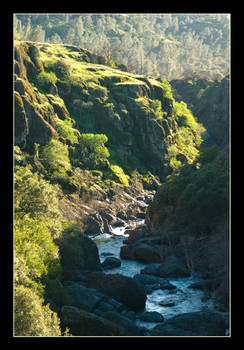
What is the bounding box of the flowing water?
[93,220,219,330]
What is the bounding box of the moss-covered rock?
[61,305,124,336]
[58,230,102,272]
[14,40,204,181]
[14,91,28,147]
[85,272,147,311]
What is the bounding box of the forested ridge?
[14,13,230,81]
[13,14,230,337]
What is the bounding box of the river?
[92,220,224,331]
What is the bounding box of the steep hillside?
[14,14,230,80]
[14,40,204,186]
[14,40,229,335]
[170,75,229,148]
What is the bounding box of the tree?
[14,165,63,238]
[28,25,45,42]
[76,16,84,37]
[49,33,63,44]
[79,133,110,169]
[14,285,62,336]
[40,139,71,178]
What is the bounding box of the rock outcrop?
[171,75,229,148]
[61,305,124,336]
[149,310,226,336]
[14,41,203,180]
[84,272,147,311]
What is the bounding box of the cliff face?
[14,41,203,182]
[171,75,229,148]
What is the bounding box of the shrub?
[156,149,229,235]
[173,101,205,135]
[44,278,73,310]
[14,214,60,291]
[109,164,130,186]
[79,133,110,169]
[55,117,79,144]
[52,59,71,80]
[175,161,229,234]
[160,78,173,99]
[14,284,62,336]
[14,165,63,238]
[40,139,71,177]
[36,71,57,90]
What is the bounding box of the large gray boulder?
[61,306,124,336]
[120,242,161,263]
[103,311,146,336]
[133,273,176,293]
[83,213,104,235]
[149,310,226,336]
[138,311,164,323]
[101,256,121,269]
[65,282,104,312]
[141,255,190,278]
[59,230,102,273]
[85,272,147,311]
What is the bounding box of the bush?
[44,278,73,310]
[160,78,173,99]
[173,101,205,135]
[109,164,130,186]
[55,117,79,145]
[52,59,71,80]
[156,149,229,235]
[36,71,57,90]
[14,285,62,336]
[14,214,61,292]
[79,133,110,169]
[175,161,229,234]
[40,139,71,178]
[14,165,63,238]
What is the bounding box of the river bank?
[93,220,229,335]
[59,187,229,336]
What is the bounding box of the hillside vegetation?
[14,13,230,81]
[13,39,229,336]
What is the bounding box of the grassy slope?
[14,41,205,188]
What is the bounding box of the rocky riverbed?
[60,190,229,336]
[94,221,229,335]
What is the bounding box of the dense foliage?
[13,30,229,335]
[14,163,71,336]
[149,145,229,235]
[14,13,230,80]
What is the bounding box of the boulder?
[138,311,164,323]
[120,245,135,260]
[123,225,148,244]
[59,230,102,273]
[133,274,176,292]
[101,257,121,269]
[149,311,226,336]
[134,243,162,263]
[188,278,221,291]
[85,272,147,311]
[83,213,104,235]
[136,212,146,219]
[159,301,175,307]
[94,298,123,316]
[61,305,123,336]
[141,255,190,278]
[65,282,104,312]
[116,211,128,220]
[99,210,117,225]
[120,242,161,263]
[104,311,146,336]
